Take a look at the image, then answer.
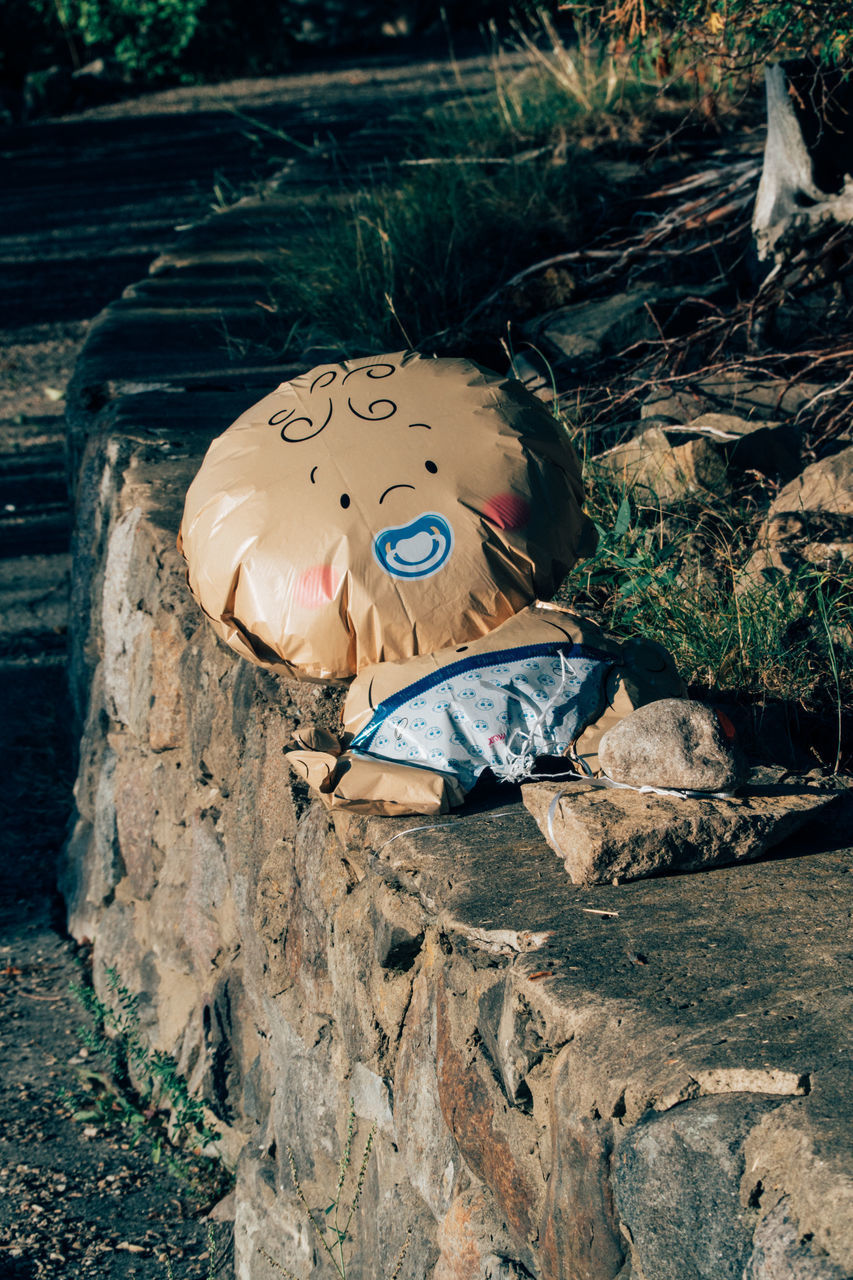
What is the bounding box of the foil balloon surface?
[179,351,597,682]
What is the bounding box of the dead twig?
[460,153,760,328]
[400,148,550,166]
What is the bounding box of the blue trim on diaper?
[351,642,619,750]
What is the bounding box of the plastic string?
[375,810,517,853]
[491,652,575,784]
[545,774,737,851]
[374,733,737,858]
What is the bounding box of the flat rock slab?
[521,767,847,885]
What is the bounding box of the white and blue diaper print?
[350,643,616,792]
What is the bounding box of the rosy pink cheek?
[294,565,341,609]
[482,492,530,531]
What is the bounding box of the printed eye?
[425,460,438,473]
[340,493,350,509]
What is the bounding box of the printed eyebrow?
[379,483,415,505]
[310,466,318,484]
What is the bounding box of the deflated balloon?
[179,350,597,681]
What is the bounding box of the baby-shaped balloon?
[180,350,597,681]
[180,350,685,815]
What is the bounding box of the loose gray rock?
[641,374,822,424]
[537,289,660,364]
[677,412,802,481]
[598,697,746,792]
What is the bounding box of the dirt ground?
[0,911,235,1280]
[0,306,228,1276]
[0,659,236,1280]
[0,243,233,1280]
[0,322,87,422]
[0,312,230,1280]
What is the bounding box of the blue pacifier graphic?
[373,512,453,580]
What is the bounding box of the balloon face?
[179,351,596,682]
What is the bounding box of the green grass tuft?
[278,158,587,352]
[560,459,853,760]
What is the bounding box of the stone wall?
[62,190,853,1280]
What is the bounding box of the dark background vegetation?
[1,0,553,91]
[5,0,851,98]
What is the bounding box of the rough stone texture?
[521,768,846,885]
[534,286,724,372]
[641,375,823,426]
[745,1199,850,1280]
[593,426,730,504]
[742,446,853,584]
[613,1094,781,1280]
[671,412,802,482]
[63,142,853,1280]
[741,1091,853,1271]
[598,698,746,793]
[603,410,802,485]
[539,1048,625,1280]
